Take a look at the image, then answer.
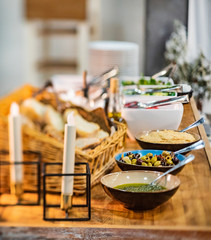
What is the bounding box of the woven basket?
[0,85,126,195]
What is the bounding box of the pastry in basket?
[20,98,47,123]
[44,105,64,132]
[43,125,64,141]
[76,137,101,150]
[21,94,111,150]
[21,98,64,133]
[75,130,109,150]
[21,115,38,130]
[95,129,109,140]
[64,109,100,138]
[63,109,109,150]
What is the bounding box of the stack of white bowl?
[88,41,139,77]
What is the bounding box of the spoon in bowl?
[180,117,205,132]
[151,63,177,79]
[124,95,189,109]
[173,139,205,155]
[149,154,195,186]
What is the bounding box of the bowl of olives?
[115,150,186,174]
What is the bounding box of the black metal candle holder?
[0,150,41,206]
[43,162,91,221]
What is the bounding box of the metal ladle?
[149,140,205,186]
[149,154,195,186]
[173,139,205,155]
[124,85,182,95]
[87,66,119,88]
[180,117,205,132]
[151,63,177,79]
[124,95,189,109]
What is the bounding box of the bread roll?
[95,129,109,140]
[20,98,47,123]
[21,115,39,130]
[43,125,63,141]
[45,106,64,132]
[64,109,100,137]
[76,137,101,150]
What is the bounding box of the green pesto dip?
[114,183,166,192]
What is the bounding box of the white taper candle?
[61,111,76,196]
[8,102,23,186]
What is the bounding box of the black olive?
[136,159,142,165]
[173,158,179,164]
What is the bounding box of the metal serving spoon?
[87,66,119,87]
[124,95,189,109]
[151,63,177,79]
[173,140,205,155]
[149,154,195,186]
[144,85,182,93]
[180,117,205,132]
[123,85,182,95]
[81,66,118,107]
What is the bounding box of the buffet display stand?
[0,98,211,240]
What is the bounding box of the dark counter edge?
[0,226,211,240]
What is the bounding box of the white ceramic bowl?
[121,96,184,139]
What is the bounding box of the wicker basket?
[0,85,126,194]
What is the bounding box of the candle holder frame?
[0,150,41,206]
[43,162,91,221]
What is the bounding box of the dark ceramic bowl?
[101,170,180,210]
[115,149,186,174]
[177,84,193,99]
[135,130,200,152]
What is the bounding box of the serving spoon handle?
[87,66,119,87]
[180,117,205,132]
[173,140,205,155]
[151,63,176,79]
[142,95,189,108]
[124,95,189,108]
[146,85,182,93]
[149,154,195,186]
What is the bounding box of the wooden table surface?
[1,98,211,240]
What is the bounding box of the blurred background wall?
[0,0,210,97]
[188,0,211,62]
[145,0,188,75]
[0,0,26,96]
[100,0,146,73]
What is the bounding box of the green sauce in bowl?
[114,183,166,192]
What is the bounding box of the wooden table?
[1,99,211,239]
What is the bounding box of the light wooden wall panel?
[25,0,86,20]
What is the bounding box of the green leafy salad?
[121,77,172,86]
